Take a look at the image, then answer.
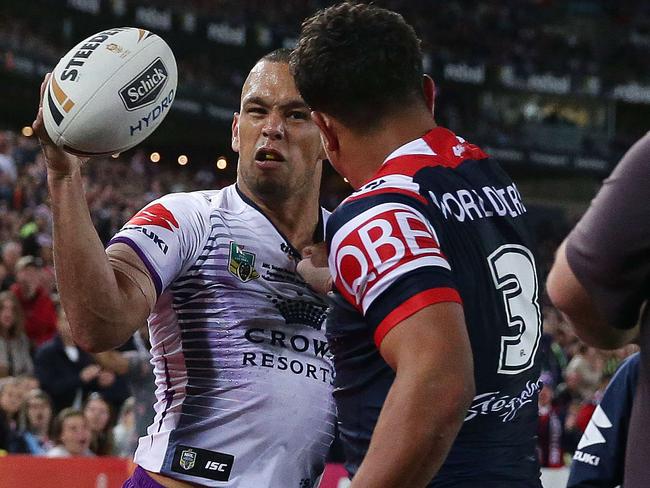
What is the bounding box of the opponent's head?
[291,2,435,179]
[232,48,324,204]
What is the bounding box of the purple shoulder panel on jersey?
[108,236,164,297]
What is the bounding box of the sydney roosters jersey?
[109,184,335,487]
[327,127,542,486]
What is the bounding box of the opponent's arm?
[547,241,639,350]
[349,302,475,488]
[33,74,154,352]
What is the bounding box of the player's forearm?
[349,369,473,488]
[48,169,139,351]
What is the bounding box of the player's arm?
[547,242,639,349]
[33,74,154,352]
[548,135,650,349]
[349,303,474,488]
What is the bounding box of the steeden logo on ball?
[119,57,169,111]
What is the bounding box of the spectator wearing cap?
[0,290,33,378]
[10,255,57,347]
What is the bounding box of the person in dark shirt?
[293,3,542,487]
[34,308,127,413]
[548,133,650,488]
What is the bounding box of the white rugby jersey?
[109,184,336,487]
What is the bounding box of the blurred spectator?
[537,373,565,468]
[0,291,34,377]
[113,397,136,458]
[555,369,584,413]
[0,377,23,441]
[15,374,39,396]
[0,132,17,183]
[83,393,114,456]
[10,388,54,454]
[540,306,570,387]
[565,345,604,400]
[10,255,57,347]
[0,241,21,291]
[46,408,94,457]
[94,325,155,441]
[34,308,104,412]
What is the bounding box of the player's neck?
[242,184,322,251]
[344,109,436,189]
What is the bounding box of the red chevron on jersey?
[330,202,450,313]
[344,174,428,205]
[374,127,489,179]
[127,203,179,231]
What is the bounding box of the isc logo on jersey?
[331,203,449,312]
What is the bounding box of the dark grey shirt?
[566,132,650,488]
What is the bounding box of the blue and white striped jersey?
[109,184,336,487]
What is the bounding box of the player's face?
[232,61,323,201]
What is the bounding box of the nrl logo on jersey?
[228,241,260,282]
[179,448,197,470]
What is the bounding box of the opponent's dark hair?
[291,2,425,132]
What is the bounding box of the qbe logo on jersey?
[119,57,168,111]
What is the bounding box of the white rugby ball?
[43,27,177,156]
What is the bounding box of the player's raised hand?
[32,73,87,176]
[297,243,332,295]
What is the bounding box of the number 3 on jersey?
[488,244,542,375]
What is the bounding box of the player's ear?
[231,112,240,153]
[423,75,436,117]
[311,111,339,160]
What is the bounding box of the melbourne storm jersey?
[327,127,542,487]
[109,184,336,487]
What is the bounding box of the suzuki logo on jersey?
[127,203,179,231]
[332,203,448,310]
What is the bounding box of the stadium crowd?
[0,126,639,467]
[3,1,650,103]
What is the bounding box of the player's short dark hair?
[291,2,425,132]
[260,47,292,64]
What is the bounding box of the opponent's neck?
[344,109,436,189]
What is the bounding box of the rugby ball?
[43,27,177,156]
